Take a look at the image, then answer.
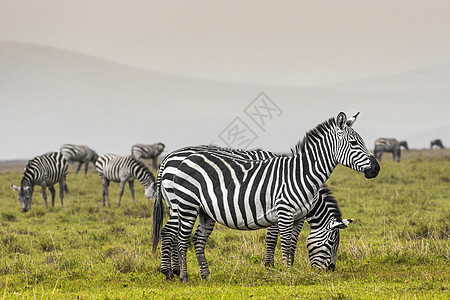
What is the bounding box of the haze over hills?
[0,42,449,160]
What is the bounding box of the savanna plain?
[0,149,448,299]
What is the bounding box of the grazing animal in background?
[430,139,444,149]
[131,143,165,170]
[265,186,352,271]
[153,112,380,282]
[95,154,156,207]
[60,144,99,174]
[374,138,409,162]
[10,152,68,212]
[152,145,350,279]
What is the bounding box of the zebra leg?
[177,207,199,283]
[48,185,56,207]
[152,158,157,171]
[265,225,279,268]
[193,211,215,280]
[118,180,127,207]
[75,162,83,174]
[160,214,179,280]
[277,211,294,266]
[84,162,89,175]
[170,238,180,276]
[41,185,48,208]
[129,181,135,203]
[59,180,66,208]
[102,178,110,207]
[289,218,305,266]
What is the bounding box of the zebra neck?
[133,167,152,188]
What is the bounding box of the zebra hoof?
[179,275,189,283]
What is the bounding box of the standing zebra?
[373,138,409,162]
[95,154,156,207]
[265,185,352,271]
[153,112,380,282]
[60,144,99,174]
[430,139,444,149]
[10,152,68,212]
[131,143,165,170]
[152,145,350,279]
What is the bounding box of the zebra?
[10,152,69,212]
[95,154,156,207]
[152,145,350,279]
[152,112,380,282]
[373,138,409,162]
[60,144,99,174]
[131,143,165,170]
[265,185,352,271]
[430,139,444,149]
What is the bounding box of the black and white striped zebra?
[152,145,349,278]
[10,152,69,212]
[60,144,99,174]
[265,185,352,271]
[153,112,380,282]
[95,154,156,207]
[373,138,409,162]
[430,139,444,149]
[131,143,165,170]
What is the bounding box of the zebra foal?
[95,154,156,207]
[10,152,69,212]
[60,144,99,174]
[153,112,380,282]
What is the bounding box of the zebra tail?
[151,185,164,254]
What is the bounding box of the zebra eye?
[350,140,358,146]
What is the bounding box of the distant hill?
[0,42,448,159]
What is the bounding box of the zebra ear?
[10,184,20,192]
[346,112,360,127]
[336,112,347,130]
[330,219,353,230]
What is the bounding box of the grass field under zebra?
[0,149,448,299]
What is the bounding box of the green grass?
[0,150,448,299]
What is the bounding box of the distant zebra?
[265,185,352,271]
[430,139,444,149]
[153,112,380,282]
[60,144,99,174]
[10,152,68,212]
[95,154,156,207]
[374,138,409,162]
[131,143,165,170]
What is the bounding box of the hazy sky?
[1,1,449,160]
[1,1,450,86]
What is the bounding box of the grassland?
[0,149,448,299]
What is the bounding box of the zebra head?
[306,217,353,271]
[10,184,33,212]
[334,112,380,179]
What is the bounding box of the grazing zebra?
[265,185,352,271]
[60,144,99,174]
[152,145,349,279]
[131,143,165,170]
[373,138,409,162]
[153,112,380,282]
[10,152,68,212]
[95,154,156,207]
[430,139,444,149]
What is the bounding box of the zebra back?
[60,144,98,163]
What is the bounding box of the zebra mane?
[291,117,336,156]
[307,186,342,222]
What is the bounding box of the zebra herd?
[10,143,165,212]
[8,112,445,282]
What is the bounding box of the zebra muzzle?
[364,156,380,179]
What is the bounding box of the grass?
[0,149,448,299]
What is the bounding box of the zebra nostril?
[327,263,335,272]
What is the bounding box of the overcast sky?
[1,1,450,86]
[1,1,449,160]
